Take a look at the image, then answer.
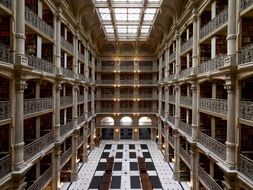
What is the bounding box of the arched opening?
[101,117,114,125]
[120,116,133,126]
[139,117,152,139]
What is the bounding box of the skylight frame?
[94,0,162,41]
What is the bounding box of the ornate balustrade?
[181,37,193,53]
[198,132,226,160]
[24,132,54,161]
[61,67,75,78]
[239,43,253,65]
[27,166,52,190]
[120,80,134,84]
[25,6,53,38]
[26,54,54,73]
[241,0,253,11]
[77,115,85,124]
[0,43,12,64]
[179,121,192,137]
[96,122,156,128]
[120,94,134,98]
[180,96,192,107]
[169,95,175,103]
[168,115,175,125]
[79,74,86,82]
[179,146,190,166]
[60,96,73,107]
[0,155,11,180]
[0,101,11,120]
[179,68,192,79]
[199,8,228,39]
[97,94,115,99]
[88,111,92,118]
[199,98,227,115]
[139,80,155,84]
[139,94,154,99]
[60,122,73,136]
[77,95,84,103]
[24,98,53,115]
[99,66,115,71]
[160,110,165,118]
[60,147,72,166]
[97,108,115,112]
[139,66,154,71]
[167,74,175,82]
[198,56,225,74]
[199,166,223,190]
[61,37,73,53]
[120,66,134,71]
[239,154,253,180]
[139,108,157,113]
[169,52,176,62]
[240,101,253,121]
[78,52,85,62]
[0,0,11,8]
[96,80,115,84]
[168,134,174,146]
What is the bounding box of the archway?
[101,117,114,139]
[120,116,133,139]
[101,117,114,125]
[120,116,133,125]
[139,117,152,139]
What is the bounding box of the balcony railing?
[96,80,115,84]
[60,147,72,166]
[26,54,54,73]
[139,94,154,99]
[168,134,174,146]
[88,111,92,118]
[199,8,228,39]
[199,98,227,115]
[120,66,134,71]
[24,132,54,161]
[27,166,52,190]
[77,95,84,103]
[180,96,192,107]
[139,80,155,84]
[198,56,225,75]
[98,108,115,112]
[120,80,134,84]
[239,43,253,66]
[0,101,11,120]
[25,6,53,38]
[24,98,53,115]
[78,135,84,147]
[0,43,12,64]
[169,95,175,103]
[169,52,176,62]
[179,68,192,79]
[139,65,154,71]
[179,147,190,166]
[61,37,73,53]
[77,115,85,124]
[79,74,86,82]
[60,96,73,107]
[78,52,85,62]
[120,94,134,98]
[99,66,115,71]
[181,37,193,53]
[139,108,156,113]
[179,121,192,137]
[167,74,176,82]
[168,115,175,125]
[97,94,115,99]
[240,101,253,121]
[120,108,134,112]
[241,0,253,11]
[239,154,253,180]
[61,67,75,79]
[198,132,226,160]
[60,122,73,136]
[0,155,11,180]
[199,166,223,190]
[0,0,11,8]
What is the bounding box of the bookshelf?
[26,34,37,56]
[216,35,227,56]
[0,17,10,46]
[242,18,253,47]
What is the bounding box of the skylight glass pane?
[101,14,111,21]
[114,8,127,13]
[115,14,127,21]
[144,14,155,21]
[128,14,139,21]
[128,0,143,2]
[128,8,141,14]
[145,8,156,14]
[99,8,110,14]
[148,0,160,2]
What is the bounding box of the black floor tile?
[130,176,141,188]
[143,152,151,158]
[101,152,110,158]
[116,152,123,158]
[110,176,121,189]
[113,162,122,171]
[117,144,123,149]
[150,176,162,188]
[104,144,112,149]
[130,162,138,171]
[146,162,156,170]
[129,144,135,149]
[140,144,148,149]
[96,162,106,171]
[89,176,103,189]
[129,152,136,158]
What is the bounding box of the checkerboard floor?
[61,140,190,190]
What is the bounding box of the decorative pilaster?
[13,79,27,170]
[55,7,62,69]
[73,85,78,130]
[84,87,88,119]
[191,83,198,141]
[158,86,162,115]
[157,119,162,150]
[52,144,61,190]
[55,82,62,141]
[165,86,169,120]
[70,130,78,181]
[164,125,170,162]
[91,87,95,115]
[224,82,236,169]
[173,131,181,181]
[82,126,88,162]
[190,144,199,190]
[174,85,180,128]
[191,6,198,75]
[133,128,139,141]
[90,118,95,149]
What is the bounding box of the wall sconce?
[156,135,159,139]
[163,144,166,148]
[134,129,138,133]
[115,129,119,132]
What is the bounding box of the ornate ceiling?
[64,0,189,56]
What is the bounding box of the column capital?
[15,81,27,92]
[56,83,62,92]
[190,83,197,92]
[223,83,235,92]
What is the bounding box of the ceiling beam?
[137,0,148,40]
[107,0,118,40]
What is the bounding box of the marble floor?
[61,140,190,190]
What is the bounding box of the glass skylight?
[94,0,162,40]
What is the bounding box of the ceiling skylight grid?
[94,0,162,41]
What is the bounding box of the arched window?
[139,117,152,126]
[120,116,133,126]
[101,117,114,125]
